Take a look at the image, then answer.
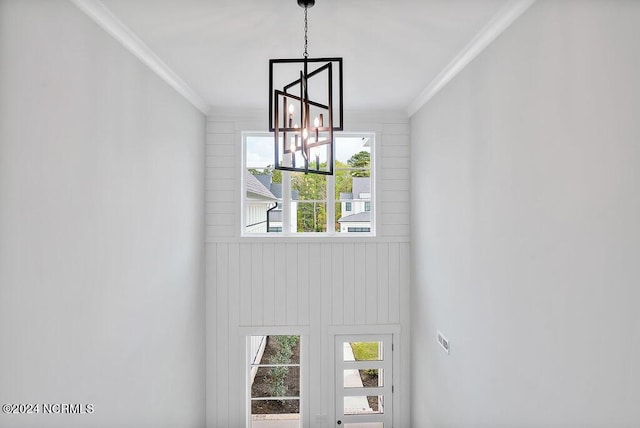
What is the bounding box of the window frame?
[241,131,376,237]
[244,328,309,428]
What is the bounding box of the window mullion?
[326,173,335,234]
[283,171,292,234]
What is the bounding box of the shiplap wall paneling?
[365,243,378,325]
[274,242,288,326]
[205,110,412,427]
[297,243,311,326]
[377,243,390,324]
[227,242,242,424]
[343,242,356,325]
[251,243,263,325]
[388,242,401,324]
[205,245,217,425]
[206,123,236,240]
[206,111,411,242]
[331,243,345,325]
[399,241,411,428]
[216,243,230,425]
[308,243,323,418]
[354,242,367,325]
[262,243,276,326]
[286,243,299,325]
[239,243,252,326]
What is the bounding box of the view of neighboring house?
[338,177,372,233]
[245,171,298,233]
[244,170,278,233]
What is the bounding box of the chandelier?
[269,0,343,175]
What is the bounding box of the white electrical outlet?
[437,331,450,354]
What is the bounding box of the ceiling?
[94,0,514,113]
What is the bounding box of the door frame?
[328,325,400,428]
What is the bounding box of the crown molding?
[70,0,210,114]
[407,0,536,117]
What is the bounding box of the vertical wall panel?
[365,243,378,325]
[354,242,367,325]
[239,243,252,326]
[286,243,299,325]
[274,242,287,326]
[251,243,263,326]
[377,243,390,324]
[262,243,276,326]
[215,244,229,426]
[297,243,310,326]
[308,243,322,421]
[205,245,217,425]
[388,242,401,324]
[331,243,345,325]
[227,243,242,425]
[343,243,356,325]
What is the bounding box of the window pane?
[296,202,326,232]
[335,136,371,169]
[291,172,326,201]
[252,366,300,398]
[335,174,371,234]
[251,399,300,417]
[244,165,282,234]
[262,336,300,364]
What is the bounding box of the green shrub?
[266,335,299,402]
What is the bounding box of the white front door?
[334,335,393,427]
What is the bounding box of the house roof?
[353,177,370,198]
[255,174,271,190]
[337,212,371,223]
[340,177,371,200]
[245,170,277,200]
[270,183,299,200]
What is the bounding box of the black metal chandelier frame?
[268,0,344,176]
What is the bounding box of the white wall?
[0,1,205,427]
[206,109,411,427]
[411,1,640,426]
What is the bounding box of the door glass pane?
[344,368,383,388]
[345,341,383,361]
[344,395,385,414]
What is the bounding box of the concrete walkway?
[342,342,373,414]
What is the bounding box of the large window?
[243,133,374,235]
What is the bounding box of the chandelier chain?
[303,6,309,58]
